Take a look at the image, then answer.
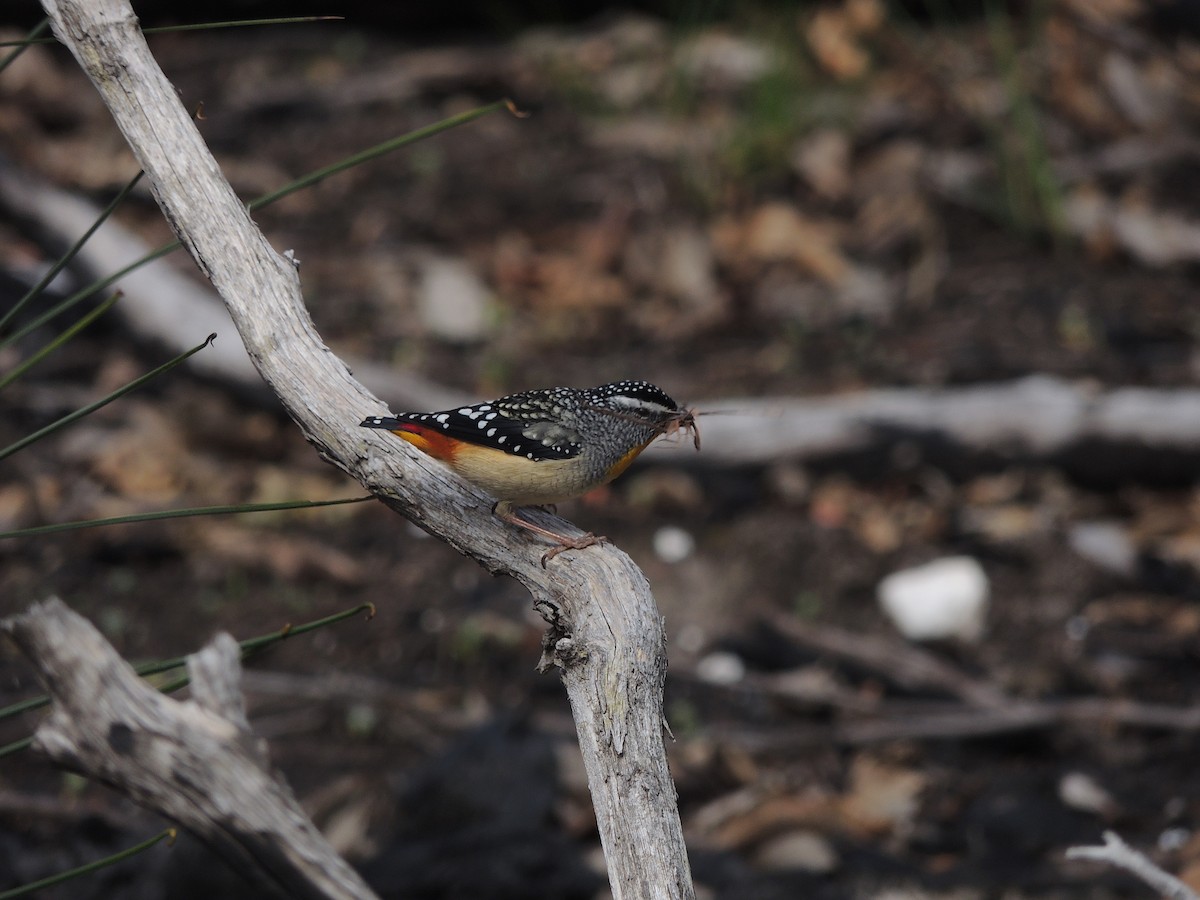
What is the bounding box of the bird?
[361,380,699,563]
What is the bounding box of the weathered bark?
[676,376,1200,467]
[3,598,378,900]
[38,2,694,897]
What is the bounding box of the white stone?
[695,651,745,685]
[1068,520,1137,576]
[753,830,840,873]
[877,556,989,642]
[1059,771,1117,817]
[653,525,695,563]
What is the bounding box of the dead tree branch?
[39,1,693,897]
[666,376,1200,466]
[2,597,378,900]
[1066,831,1198,900]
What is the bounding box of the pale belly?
[452,450,600,506]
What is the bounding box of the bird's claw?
[540,533,608,567]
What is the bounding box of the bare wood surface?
[832,696,1200,744]
[39,2,694,897]
[2,597,379,900]
[717,695,1200,755]
[1066,831,1199,900]
[665,375,1200,466]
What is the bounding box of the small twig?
[1066,831,1198,900]
[721,695,1200,753]
[836,696,1200,745]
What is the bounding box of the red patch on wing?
[389,422,462,461]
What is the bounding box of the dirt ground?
[3,2,1200,897]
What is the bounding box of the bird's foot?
[493,502,607,566]
[539,532,608,567]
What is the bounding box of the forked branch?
[37,2,693,897]
[3,598,378,900]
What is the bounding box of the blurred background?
[3,0,1200,896]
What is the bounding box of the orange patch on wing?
[390,422,462,461]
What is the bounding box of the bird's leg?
[492,501,608,566]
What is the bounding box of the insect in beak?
[663,407,701,451]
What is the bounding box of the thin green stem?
[0,17,344,47]
[0,736,32,757]
[0,602,375,757]
[0,495,372,540]
[984,1,1063,240]
[247,99,514,211]
[0,19,48,72]
[146,602,377,696]
[0,242,172,352]
[0,292,120,391]
[143,16,344,34]
[0,333,214,462]
[0,171,143,336]
[0,828,176,899]
[0,101,514,350]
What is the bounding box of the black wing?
[370,389,584,462]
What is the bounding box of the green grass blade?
[0,241,172,352]
[143,16,344,34]
[247,99,515,211]
[236,601,376,655]
[0,292,121,391]
[0,171,143,336]
[0,16,344,47]
[0,828,175,899]
[0,19,48,71]
[0,495,372,540]
[0,735,32,757]
[0,333,214,462]
[0,101,514,350]
[982,1,1063,240]
[135,602,376,683]
[0,694,47,719]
